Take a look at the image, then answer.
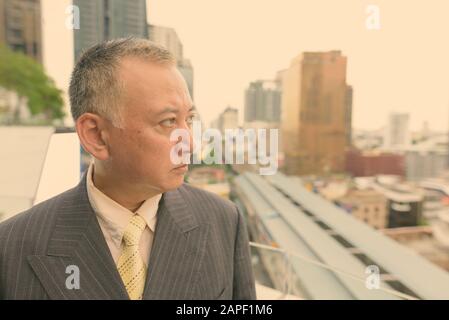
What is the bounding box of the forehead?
[118,57,193,114]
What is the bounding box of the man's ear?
[75,113,111,161]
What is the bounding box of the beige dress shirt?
[85,163,162,266]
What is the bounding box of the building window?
[12,43,26,53]
[11,28,22,38]
[32,42,38,56]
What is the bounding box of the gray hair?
[69,37,175,126]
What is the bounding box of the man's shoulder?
[0,186,77,240]
[178,182,237,210]
[177,182,240,221]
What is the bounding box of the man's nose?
[176,125,193,155]
[181,122,194,154]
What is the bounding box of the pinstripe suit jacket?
[0,173,256,300]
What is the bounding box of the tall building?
[406,150,448,182]
[148,24,194,99]
[177,58,194,99]
[345,85,353,146]
[0,0,42,62]
[244,80,281,123]
[73,0,148,59]
[281,51,352,175]
[404,134,448,181]
[148,24,183,61]
[211,106,239,134]
[220,106,239,133]
[446,105,449,166]
[384,113,410,150]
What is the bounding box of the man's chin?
[161,175,185,192]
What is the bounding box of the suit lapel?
[27,173,129,300]
[27,173,209,300]
[142,187,210,300]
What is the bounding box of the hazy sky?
[41,1,449,131]
[42,0,74,125]
[147,0,449,131]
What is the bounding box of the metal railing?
[249,241,418,300]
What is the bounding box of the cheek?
[109,130,147,163]
[134,132,175,163]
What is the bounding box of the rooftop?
[234,171,449,299]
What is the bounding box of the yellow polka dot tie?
[117,214,147,300]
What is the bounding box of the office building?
[244,80,281,123]
[73,0,148,59]
[281,51,352,175]
[0,0,42,62]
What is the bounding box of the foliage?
[0,45,64,122]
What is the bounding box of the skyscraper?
[148,24,194,99]
[211,106,239,134]
[384,113,410,150]
[345,85,353,146]
[281,51,352,175]
[244,80,281,123]
[221,106,238,132]
[177,58,194,99]
[0,0,42,62]
[148,24,183,61]
[73,0,148,60]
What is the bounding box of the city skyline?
[147,0,449,132]
[3,0,449,301]
[7,0,449,132]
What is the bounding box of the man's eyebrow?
[156,105,196,116]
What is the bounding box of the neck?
[91,163,160,212]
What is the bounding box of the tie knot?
[122,214,146,246]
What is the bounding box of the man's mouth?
[172,164,188,171]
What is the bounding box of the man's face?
[105,57,195,194]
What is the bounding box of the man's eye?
[160,118,176,128]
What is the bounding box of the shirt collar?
[85,162,162,246]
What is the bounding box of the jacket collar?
[27,171,206,299]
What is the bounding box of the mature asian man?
[0,38,256,300]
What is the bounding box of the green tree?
[0,45,64,123]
